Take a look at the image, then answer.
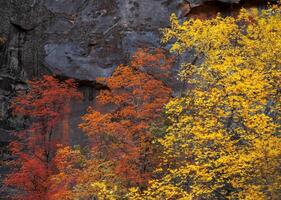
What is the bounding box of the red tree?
[4,75,82,200]
[80,49,173,186]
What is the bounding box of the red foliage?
[131,48,175,79]
[80,49,173,186]
[4,75,82,200]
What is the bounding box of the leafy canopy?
[129,5,281,200]
[5,76,81,200]
[80,49,173,186]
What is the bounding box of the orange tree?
[48,145,123,200]
[79,49,173,187]
[4,75,81,200]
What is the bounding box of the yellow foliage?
[130,5,281,200]
[0,37,6,44]
[89,181,119,200]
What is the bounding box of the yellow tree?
[129,5,281,200]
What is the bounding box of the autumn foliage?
[49,146,122,200]
[4,76,81,200]
[3,3,281,200]
[79,48,173,186]
[129,5,281,200]
[45,49,173,199]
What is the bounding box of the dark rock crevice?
[180,0,273,19]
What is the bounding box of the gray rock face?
[41,0,178,80]
[0,0,246,82]
[188,0,240,6]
